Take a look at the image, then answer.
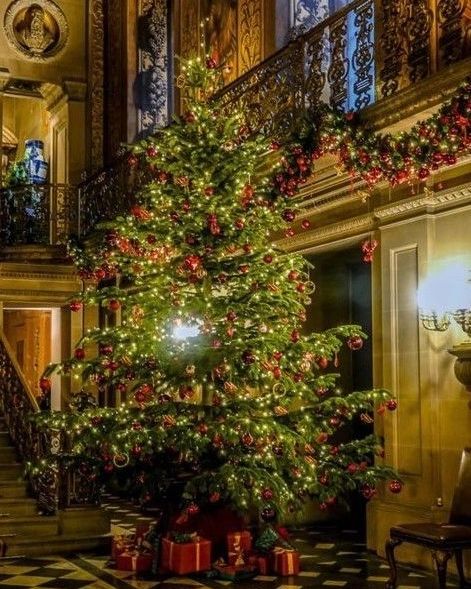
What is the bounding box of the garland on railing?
[275,78,471,198]
[72,77,471,279]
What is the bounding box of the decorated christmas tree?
[34,58,399,523]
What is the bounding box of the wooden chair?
[385,448,471,589]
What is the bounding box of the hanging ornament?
[260,507,276,522]
[207,213,221,236]
[241,349,256,364]
[361,239,378,263]
[241,432,254,446]
[261,488,274,501]
[386,399,398,411]
[184,254,202,272]
[347,336,364,350]
[74,348,85,360]
[69,300,82,312]
[108,299,120,312]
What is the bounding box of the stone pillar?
[0,69,11,186]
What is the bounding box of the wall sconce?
[418,262,471,391]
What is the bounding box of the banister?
[0,329,40,413]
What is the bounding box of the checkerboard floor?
[0,525,452,589]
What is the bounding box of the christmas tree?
[34,58,398,522]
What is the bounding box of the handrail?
[0,183,79,246]
[0,330,40,413]
[0,328,100,513]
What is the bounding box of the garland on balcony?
[275,78,471,198]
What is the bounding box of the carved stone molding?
[238,0,263,74]
[277,214,375,252]
[137,0,169,136]
[88,0,104,170]
[4,0,69,62]
[375,183,471,221]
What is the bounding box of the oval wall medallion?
[4,0,69,61]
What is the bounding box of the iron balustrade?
[0,183,79,246]
[0,330,100,513]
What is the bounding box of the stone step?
[0,498,37,517]
[0,481,29,499]
[0,463,24,480]
[0,433,12,448]
[0,447,17,462]
[5,532,110,557]
[0,515,59,538]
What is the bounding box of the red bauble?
[389,480,403,494]
[108,299,120,311]
[128,154,138,167]
[184,254,202,272]
[130,205,151,220]
[234,219,245,230]
[347,463,359,474]
[273,351,283,362]
[301,219,311,229]
[239,264,250,274]
[146,145,157,158]
[273,366,282,379]
[270,141,281,151]
[187,502,200,515]
[290,329,300,343]
[226,310,237,322]
[198,423,208,435]
[39,377,51,391]
[99,344,113,356]
[69,300,82,312]
[95,268,106,281]
[288,270,299,281]
[209,492,221,503]
[386,399,397,411]
[242,432,254,446]
[261,488,273,501]
[361,484,377,500]
[285,228,295,237]
[243,184,254,198]
[206,56,218,69]
[184,111,196,123]
[204,186,215,197]
[296,282,306,293]
[179,385,195,400]
[316,356,329,369]
[282,209,296,222]
[74,348,85,360]
[242,349,256,365]
[347,336,363,350]
[263,254,273,264]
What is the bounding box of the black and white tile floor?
[0,495,453,588]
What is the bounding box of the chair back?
[449,448,471,525]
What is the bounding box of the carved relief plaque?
[4,0,68,61]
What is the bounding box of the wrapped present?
[272,547,300,576]
[111,534,134,559]
[214,563,257,581]
[116,551,153,572]
[255,525,293,553]
[247,553,271,575]
[161,536,211,575]
[135,523,151,546]
[227,531,252,557]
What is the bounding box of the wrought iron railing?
[0,330,99,513]
[217,0,471,136]
[79,154,151,237]
[0,183,79,246]
[77,0,471,235]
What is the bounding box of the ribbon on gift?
[273,547,298,575]
[168,539,202,571]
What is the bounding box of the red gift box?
[227,531,252,554]
[116,551,153,572]
[161,537,211,575]
[112,535,134,559]
[272,548,300,576]
[248,553,271,575]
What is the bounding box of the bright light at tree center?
[173,323,200,340]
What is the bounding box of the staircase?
[0,412,110,557]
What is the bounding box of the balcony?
[0,184,79,253]
[2,0,470,245]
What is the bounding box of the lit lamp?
[418,262,471,391]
